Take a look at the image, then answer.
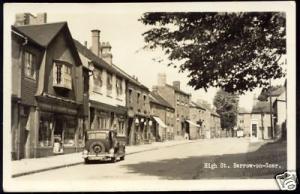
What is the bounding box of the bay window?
[53,61,72,90]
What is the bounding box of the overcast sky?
[6,3,287,111]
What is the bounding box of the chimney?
[15,13,30,26]
[15,13,47,26]
[101,42,112,65]
[157,73,166,86]
[36,13,47,24]
[84,41,88,47]
[91,29,101,57]
[173,81,180,90]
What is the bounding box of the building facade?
[11,21,85,159]
[125,77,151,145]
[210,111,221,138]
[188,101,205,140]
[149,91,175,141]
[250,100,273,141]
[237,112,252,137]
[74,30,128,141]
[154,73,191,140]
[273,84,287,140]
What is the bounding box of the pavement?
[11,139,195,178]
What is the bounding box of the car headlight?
[109,148,114,154]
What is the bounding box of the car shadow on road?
[121,140,287,179]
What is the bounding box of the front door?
[251,123,258,140]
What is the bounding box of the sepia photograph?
[2,1,297,191]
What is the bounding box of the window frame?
[53,60,72,90]
[24,51,37,80]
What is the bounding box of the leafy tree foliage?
[140,12,286,94]
[213,90,239,130]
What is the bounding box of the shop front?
[35,95,84,158]
[152,116,167,141]
[89,100,127,135]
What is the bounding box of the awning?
[186,120,200,127]
[153,116,167,128]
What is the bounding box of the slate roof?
[252,101,273,113]
[74,39,149,91]
[166,84,191,96]
[12,22,82,65]
[189,101,206,110]
[12,22,67,47]
[238,107,251,114]
[149,92,174,110]
[270,86,285,97]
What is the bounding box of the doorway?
[251,122,258,140]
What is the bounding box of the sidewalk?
[11,139,195,178]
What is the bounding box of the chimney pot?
[157,73,166,86]
[173,81,180,90]
[91,29,101,57]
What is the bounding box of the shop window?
[53,61,72,90]
[93,68,103,92]
[39,118,53,147]
[118,120,125,135]
[107,73,113,96]
[24,51,36,80]
[64,119,76,146]
[98,116,108,130]
[116,77,123,97]
[78,125,84,146]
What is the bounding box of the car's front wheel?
[111,156,117,163]
[120,155,125,161]
[84,158,90,164]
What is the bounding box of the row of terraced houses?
[11,13,221,160]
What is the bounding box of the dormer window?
[53,61,72,90]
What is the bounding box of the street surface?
[15,138,285,181]
[14,138,270,180]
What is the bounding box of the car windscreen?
[87,132,107,139]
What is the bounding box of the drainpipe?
[12,30,28,46]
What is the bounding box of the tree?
[213,90,239,136]
[139,12,286,94]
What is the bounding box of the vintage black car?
[82,129,126,163]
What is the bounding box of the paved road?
[14,138,254,181]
